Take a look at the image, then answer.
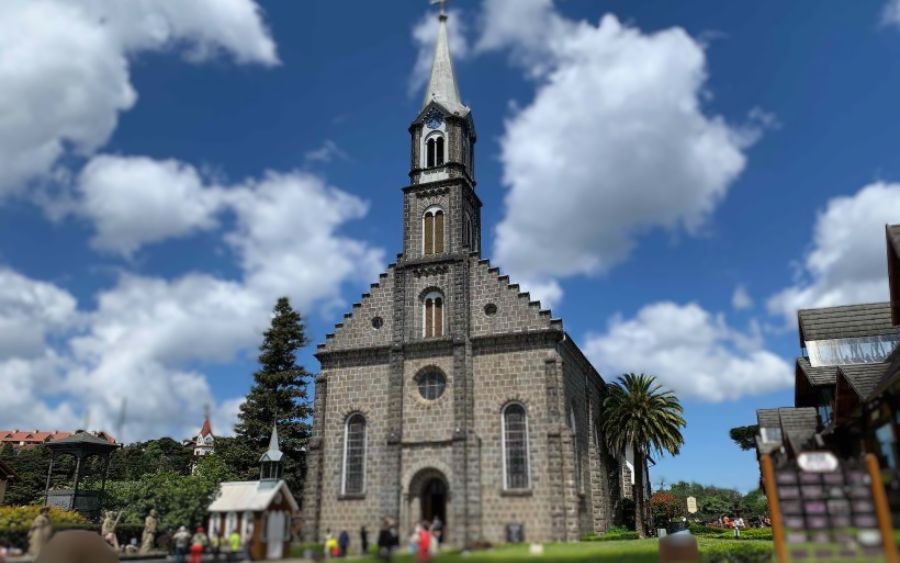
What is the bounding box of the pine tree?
[234,297,311,494]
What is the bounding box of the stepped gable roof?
[778,407,818,453]
[798,302,894,345]
[207,479,298,513]
[796,357,838,386]
[838,363,889,399]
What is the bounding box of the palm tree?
[601,373,686,538]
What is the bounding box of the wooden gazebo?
[44,431,119,520]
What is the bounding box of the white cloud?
[883,0,900,26]
[767,182,900,325]
[585,302,792,402]
[0,269,77,358]
[0,0,276,197]
[304,140,351,165]
[75,155,227,256]
[11,159,385,441]
[410,8,471,96]
[732,285,753,311]
[479,2,760,303]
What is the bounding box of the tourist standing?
[228,530,241,562]
[417,521,431,562]
[733,516,743,538]
[360,526,369,555]
[338,529,350,557]
[173,526,191,563]
[189,526,207,563]
[376,519,396,562]
[324,529,338,559]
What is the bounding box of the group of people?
[323,526,370,558]
[406,517,443,561]
[718,515,748,538]
[166,526,248,562]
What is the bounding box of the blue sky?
[3,0,900,493]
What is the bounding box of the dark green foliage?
[107,437,193,480]
[582,530,640,541]
[728,425,759,451]
[600,373,686,538]
[0,444,76,506]
[103,453,237,532]
[663,482,768,522]
[234,297,312,495]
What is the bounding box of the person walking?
[324,529,338,559]
[360,526,369,556]
[228,530,241,563]
[416,521,431,562]
[376,519,394,562]
[338,530,350,557]
[173,526,191,563]
[189,527,208,563]
[733,516,743,538]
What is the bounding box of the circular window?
[417,371,446,401]
[484,303,498,316]
[371,316,384,330]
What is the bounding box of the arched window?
[342,414,366,495]
[502,403,530,490]
[425,133,444,168]
[423,207,445,255]
[423,291,444,338]
[426,138,436,168]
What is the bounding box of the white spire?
[259,422,283,463]
[422,10,467,115]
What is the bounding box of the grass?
[294,537,773,563]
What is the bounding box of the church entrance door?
[420,477,447,525]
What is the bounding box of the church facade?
[302,10,619,547]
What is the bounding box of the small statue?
[139,509,158,554]
[28,506,53,557]
[101,510,121,550]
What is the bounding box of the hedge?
[703,541,774,562]
[0,506,91,550]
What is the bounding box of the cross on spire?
[430,0,448,17]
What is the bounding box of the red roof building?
[0,429,116,450]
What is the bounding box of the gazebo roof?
[45,431,120,454]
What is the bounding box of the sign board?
[761,452,897,562]
[686,496,698,514]
[505,523,525,544]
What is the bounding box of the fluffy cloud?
[14,157,385,440]
[0,269,77,358]
[0,0,276,197]
[75,156,227,256]
[585,302,792,402]
[479,1,760,303]
[410,8,471,96]
[767,183,900,324]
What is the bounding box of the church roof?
[795,357,837,386]
[207,479,298,513]
[838,363,888,399]
[422,13,468,117]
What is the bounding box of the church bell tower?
[403,8,481,263]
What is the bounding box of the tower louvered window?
[423,208,444,255]
[503,403,530,490]
[342,414,366,495]
[436,136,445,165]
[424,292,444,338]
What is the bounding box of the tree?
[600,373,686,538]
[728,425,759,451]
[234,297,312,494]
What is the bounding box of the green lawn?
[295,537,774,562]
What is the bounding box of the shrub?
[582,530,640,542]
[703,541,773,562]
[0,506,91,550]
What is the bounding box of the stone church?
[303,9,620,547]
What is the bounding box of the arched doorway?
[404,468,451,543]
[420,477,447,524]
